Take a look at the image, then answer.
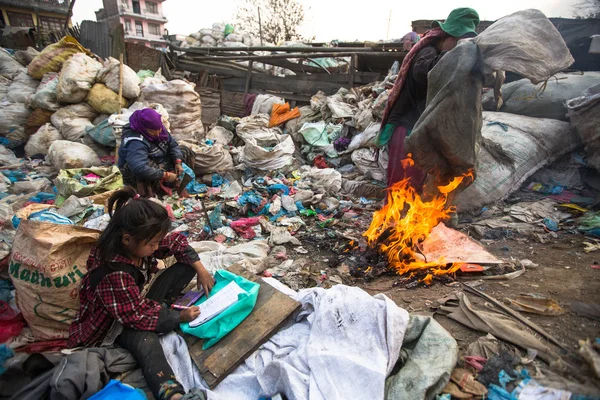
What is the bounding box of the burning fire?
[363,157,473,281]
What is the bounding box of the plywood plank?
[184,264,300,388]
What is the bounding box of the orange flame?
[363,161,473,283]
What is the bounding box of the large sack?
[240,136,295,171]
[483,72,600,121]
[236,114,284,146]
[14,47,39,66]
[54,166,123,202]
[59,117,94,141]
[98,57,141,99]
[251,94,284,115]
[406,41,483,179]
[567,84,600,171]
[86,83,128,115]
[27,36,91,80]
[298,167,342,194]
[180,141,234,175]
[9,220,100,339]
[205,126,234,146]
[24,108,54,136]
[474,9,574,84]
[456,112,580,212]
[28,73,60,111]
[0,48,25,78]
[140,79,204,141]
[108,101,170,131]
[56,53,103,103]
[25,123,62,156]
[47,140,101,170]
[7,71,38,103]
[51,103,97,128]
[351,148,385,181]
[86,119,116,147]
[0,103,31,143]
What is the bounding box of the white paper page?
[189,281,244,327]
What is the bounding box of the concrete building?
[96,0,168,49]
[0,0,72,31]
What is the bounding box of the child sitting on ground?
[68,187,215,400]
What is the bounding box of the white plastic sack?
[0,49,25,78]
[299,166,342,194]
[0,103,31,141]
[201,36,217,46]
[140,79,204,141]
[51,104,97,129]
[25,123,62,156]
[0,145,19,166]
[206,126,234,146]
[180,141,234,175]
[225,34,244,43]
[240,136,295,171]
[348,122,380,152]
[486,72,600,121]
[456,112,580,212]
[56,53,103,103]
[326,96,356,119]
[474,9,574,84]
[189,240,269,275]
[352,148,385,181]
[567,84,600,171]
[28,73,60,111]
[47,140,101,170]
[109,101,170,131]
[59,118,94,141]
[98,57,141,99]
[236,114,284,146]
[251,94,284,115]
[7,71,38,103]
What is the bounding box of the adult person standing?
[376,7,480,191]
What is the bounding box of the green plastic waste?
[224,24,235,36]
[300,209,317,217]
[180,270,259,350]
[136,69,155,84]
[54,166,124,206]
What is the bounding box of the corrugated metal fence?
[78,20,111,59]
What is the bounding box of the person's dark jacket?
[117,125,184,181]
[387,44,447,129]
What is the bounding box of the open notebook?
[189,281,245,327]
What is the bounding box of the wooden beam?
[174,51,401,62]
[244,60,253,94]
[171,45,375,54]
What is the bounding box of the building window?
[124,19,131,32]
[148,23,160,35]
[135,21,143,36]
[146,1,158,14]
[121,0,129,8]
[39,16,64,32]
[132,1,141,14]
[7,11,34,27]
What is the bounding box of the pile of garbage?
[180,22,262,48]
[0,36,204,173]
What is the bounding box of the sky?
[73,0,580,42]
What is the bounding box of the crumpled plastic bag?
[251,94,284,115]
[236,114,284,146]
[54,166,123,205]
[240,136,295,171]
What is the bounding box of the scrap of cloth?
[203,284,411,400]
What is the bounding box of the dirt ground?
[285,214,600,368]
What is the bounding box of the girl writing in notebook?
[68,187,215,400]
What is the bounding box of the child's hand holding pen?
[179,306,200,322]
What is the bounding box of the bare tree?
[574,0,600,18]
[235,0,307,45]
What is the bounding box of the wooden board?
[184,264,300,388]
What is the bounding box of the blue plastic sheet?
[238,190,263,207]
[29,192,56,203]
[208,204,224,229]
[28,210,74,225]
[212,174,229,187]
[267,184,290,196]
[88,380,146,400]
[1,170,26,183]
[0,280,13,303]
[86,120,116,147]
[181,163,207,194]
